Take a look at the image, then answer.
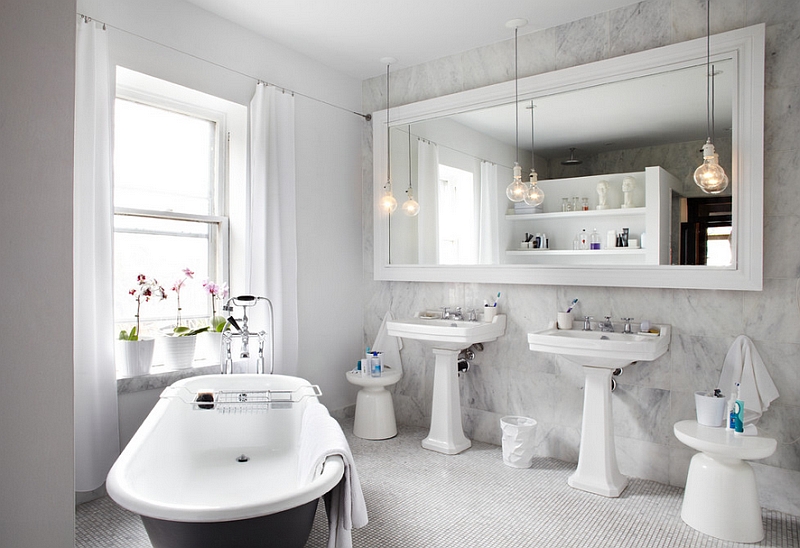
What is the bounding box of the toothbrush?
[565,298,578,313]
[493,292,501,307]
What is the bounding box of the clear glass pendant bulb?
[506,163,528,202]
[693,140,729,194]
[402,187,420,216]
[380,182,398,213]
[523,170,544,206]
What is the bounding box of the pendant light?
[402,125,420,216]
[693,0,729,194]
[523,101,544,206]
[505,19,528,203]
[379,58,398,213]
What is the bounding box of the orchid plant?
[119,274,167,341]
[168,267,209,337]
[202,278,230,332]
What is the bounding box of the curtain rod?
[77,13,372,121]
[396,126,514,172]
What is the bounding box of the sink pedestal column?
[568,365,628,497]
[422,348,471,454]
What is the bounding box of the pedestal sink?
[528,323,670,497]
[387,314,506,454]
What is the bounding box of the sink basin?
[387,315,507,351]
[386,313,506,454]
[527,324,670,368]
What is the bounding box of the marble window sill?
[117,362,220,395]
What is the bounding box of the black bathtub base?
[141,498,319,548]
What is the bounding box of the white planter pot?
[116,338,155,377]
[197,331,224,365]
[161,335,198,370]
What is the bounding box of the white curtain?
[73,17,120,492]
[417,139,439,264]
[478,161,499,264]
[247,84,299,375]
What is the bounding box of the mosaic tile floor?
[76,421,799,548]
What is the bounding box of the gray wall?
[363,0,800,515]
[0,0,77,545]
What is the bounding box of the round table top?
[674,420,777,460]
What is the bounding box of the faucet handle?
[440,306,450,319]
[621,317,634,334]
[583,316,593,331]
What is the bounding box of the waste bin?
[500,416,537,468]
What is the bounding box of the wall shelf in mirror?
[506,208,646,221]
[373,24,764,290]
[504,167,676,266]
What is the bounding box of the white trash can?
[500,416,537,468]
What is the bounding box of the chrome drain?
[236,454,250,463]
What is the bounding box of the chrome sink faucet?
[440,306,464,320]
[599,316,615,332]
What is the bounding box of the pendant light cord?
[530,101,535,171]
[386,63,391,182]
[407,125,413,192]
[514,27,520,164]
[706,0,712,141]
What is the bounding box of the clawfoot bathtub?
[106,374,344,548]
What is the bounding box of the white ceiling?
[183,0,644,80]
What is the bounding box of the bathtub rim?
[106,374,346,523]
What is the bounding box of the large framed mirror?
[373,24,764,290]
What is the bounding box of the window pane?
[114,98,216,215]
[114,216,214,334]
[438,165,476,264]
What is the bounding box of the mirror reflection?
[388,59,734,268]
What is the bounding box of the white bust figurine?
[621,176,636,208]
[596,180,609,210]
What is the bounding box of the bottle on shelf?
[582,197,589,211]
[579,228,589,250]
[590,228,601,250]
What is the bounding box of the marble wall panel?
[361,0,800,514]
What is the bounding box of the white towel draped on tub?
[298,399,368,548]
[718,335,780,424]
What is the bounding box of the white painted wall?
[77,0,364,414]
[0,0,77,545]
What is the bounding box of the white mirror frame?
[373,24,764,290]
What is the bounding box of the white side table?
[674,420,777,543]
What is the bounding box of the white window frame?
[113,67,247,327]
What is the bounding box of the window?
[438,164,477,264]
[113,68,246,340]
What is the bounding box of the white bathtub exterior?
[107,374,344,523]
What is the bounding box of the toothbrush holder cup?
[557,312,574,330]
[482,307,497,322]
[694,391,727,427]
